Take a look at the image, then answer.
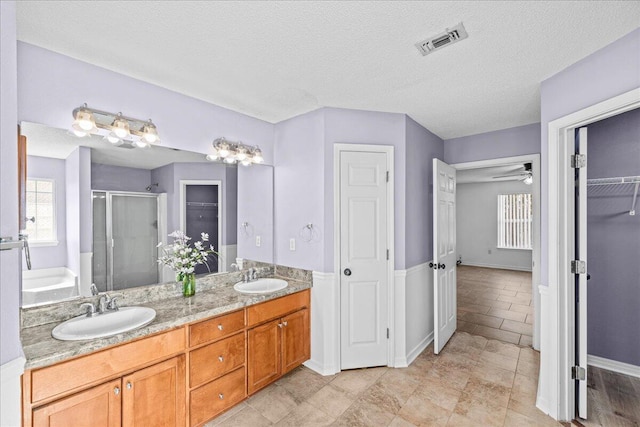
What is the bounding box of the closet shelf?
[587,176,639,216]
[186,202,218,207]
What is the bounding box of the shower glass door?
[92,191,160,292]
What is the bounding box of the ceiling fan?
[492,163,533,185]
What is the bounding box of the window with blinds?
[497,193,532,250]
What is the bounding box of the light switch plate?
[289,238,295,251]
[256,236,261,247]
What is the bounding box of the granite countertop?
[21,278,312,370]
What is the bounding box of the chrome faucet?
[98,293,125,313]
[80,302,97,317]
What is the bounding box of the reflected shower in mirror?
[20,121,273,307]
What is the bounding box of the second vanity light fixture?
[205,138,264,166]
[71,103,160,148]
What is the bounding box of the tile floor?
[205,331,560,427]
[580,366,640,427]
[457,265,533,346]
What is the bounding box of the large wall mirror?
[20,122,273,307]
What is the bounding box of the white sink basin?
[52,306,156,341]
[234,278,288,294]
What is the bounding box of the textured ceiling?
[16,1,640,139]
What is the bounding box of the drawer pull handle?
[217,324,224,331]
[278,323,283,328]
[218,355,224,362]
[219,393,224,400]
[282,321,288,327]
[114,386,120,395]
[126,382,132,390]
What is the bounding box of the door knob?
[344,268,352,276]
[439,263,446,269]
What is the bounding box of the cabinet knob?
[282,321,288,327]
[126,382,132,390]
[218,355,224,362]
[277,323,283,328]
[114,386,120,395]
[218,393,224,400]
[217,324,224,331]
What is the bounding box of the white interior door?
[575,127,588,419]
[433,159,457,354]
[340,150,389,369]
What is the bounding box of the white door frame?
[179,180,223,269]
[544,87,640,421]
[451,154,541,351]
[334,143,395,368]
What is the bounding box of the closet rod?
[186,202,218,207]
[586,175,640,186]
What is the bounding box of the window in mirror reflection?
[25,178,56,244]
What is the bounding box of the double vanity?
[20,267,311,427]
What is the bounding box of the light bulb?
[205,153,219,161]
[105,133,123,145]
[252,147,264,164]
[134,140,149,148]
[141,120,159,144]
[72,128,89,137]
[75,109,95,131]
[111,114,130,138]
[224,156,236,164]
[524,174,533,185]
[241,158,251,166]
[236,147,248,161]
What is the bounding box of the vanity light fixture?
[206,138,264,166]
[70,104,161,148]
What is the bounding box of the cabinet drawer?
[189,332,245,388]
[189,310,245,347]
[30,328,185,404]
[189,367,246,427]
[247,290,310,327]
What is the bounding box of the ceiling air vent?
[415,22,468,56]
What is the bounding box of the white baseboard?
[588,355,640,378]
[303,359,338,376]
[407,332,433,366]
[460,262,532,272]
[1,356,25,427]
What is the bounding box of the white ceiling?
[22,122,208,169]
[16,1,640,139]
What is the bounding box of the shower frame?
[92,190,167,292]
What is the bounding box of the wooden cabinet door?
[247,319,281,394]
[281,308,310,375]
[32,379,121,427]
[122,356,185,427]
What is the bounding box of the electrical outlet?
[256,236,261,247]
[289,238,296,251]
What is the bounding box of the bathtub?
[22,267,78,307]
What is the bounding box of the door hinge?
[386,171,389,182]
[386,328,389,339]
[571,366,586,381]
[571,154,587,168]
[386,249,389,260]
[571,260,586,274]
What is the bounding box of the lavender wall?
[91,163,152,192]
[26,156,68,269]
[238,165,274,264]
[323,108,407,271]
[0,0,22,365]
[586,108,640,366]
[540,28,640,286]
[405,117,444,266]
[274,109,325,271]
[17,42,275,163]
[444,123,541,165]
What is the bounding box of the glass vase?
[179,272,196,297]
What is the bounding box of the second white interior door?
[339,149,389,370]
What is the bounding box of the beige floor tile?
[458,303,491,314]
[501,318,533,336]
[505,408,561,426]
[329,367,384,397]
[453,392,508,427]
[414,377,462,411]
[215,405,274,427]
[204,402,248,426]
[478,349,519,371]
[508,395,561,426]
[333,400,395,427]
[458,312,504,328]
[398,395,451,426]
[519,334,533,347]
[446,412,481,426]
[511,373,539,400]
[427,361,472,391]
[462,376,512,409]
[474,325,521,345]
[276,366,332,402]
[306,384,354,419]
[525,313,534,324]
[518,347,540,363]
[484,339,521,359]
[497,294,532,305]
[471,363,516,388]
[388,415,417,427]
[274,401,335,427]
[246,384,299,423]
[517,358,540,379]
